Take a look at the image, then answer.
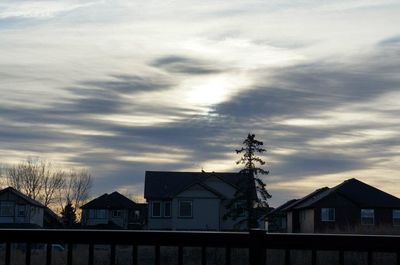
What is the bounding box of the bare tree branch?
[4,158,92,214]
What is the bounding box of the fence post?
[249,229,266,265]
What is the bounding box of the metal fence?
[1,229,400,265]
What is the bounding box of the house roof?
[282,187,329,212]
[295,178,400,209]
[267,187,330,215]
[81,191,140,209]
[144,171,252,199]
[0,187,45,208]
[267,199,298,216]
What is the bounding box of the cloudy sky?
[1,0,400,206]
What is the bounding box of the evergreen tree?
[225,133,271,230]
[61,201,77,228]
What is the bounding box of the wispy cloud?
[0,0,400,205]
[0,1,97,19]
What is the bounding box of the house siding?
[147,215,172,230]
[110,210,128,228]
[147,179,248,231]
[203,177,237,198]
[147,201,172,230]
[0,190,43,227]
[299,209,314,233]
[312,194,400,234]
[312,193,359,233]
[287,212,293,233]
[173,197,220,230]
[82,209,108,226]
[173,184,220,230]
[82,209,132,228]
[29,207,44,227]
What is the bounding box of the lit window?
[321,208,335,222]
[179,201,192,218]
[152,202,161,217]
[0,202,14,217]
[164,202,171,217]
[361,209,374,225]
[393,210,400,226]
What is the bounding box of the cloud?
[215,52,400,120]
[81,74,174,94]
[2,46,400,208]
[1,0,400,207]
[379,35,400,47]
[0,1,97,19]
[151,55,225,75]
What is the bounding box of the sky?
[1,0,400,207]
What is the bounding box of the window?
[89,209,95,218]
[112,210,121,217]
[17,205,26,217]
[134,210,140,219]
[152,202,161,217]
[393,210,400,226]
[164,202,171,217]
[96,209,107,219]
[179,201,192,218]
[321,208,335,222]
[361,209,374,225]
[0,202,14,217]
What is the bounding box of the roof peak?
[81,191,139,209]
[0,186,45,208]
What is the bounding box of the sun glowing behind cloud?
[183,74,250,108]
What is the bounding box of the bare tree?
[42,170,66,206]
[5,158,65,206]
[59,170,92,211]
[4,158,95,212]
[0,165,7,189]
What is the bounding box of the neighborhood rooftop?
[81,191,139,209]
[0,187,45,208]
[294,178,400,209]
[144,171,249,199]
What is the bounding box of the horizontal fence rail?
[0,229,400,265]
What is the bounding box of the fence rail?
[1,229,400,265]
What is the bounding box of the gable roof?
[81,191,139,209]
[282,187,329,212]
[0,187,45,208]
[267,199,298,216]
[144,171,250,199]
[176,182,227,199]
[295,178,400,209]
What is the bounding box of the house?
[144,171,262,231]
[271,178,400,234]
[0,186,60,228]
[266,199,297,232]
[80,191,147,229]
